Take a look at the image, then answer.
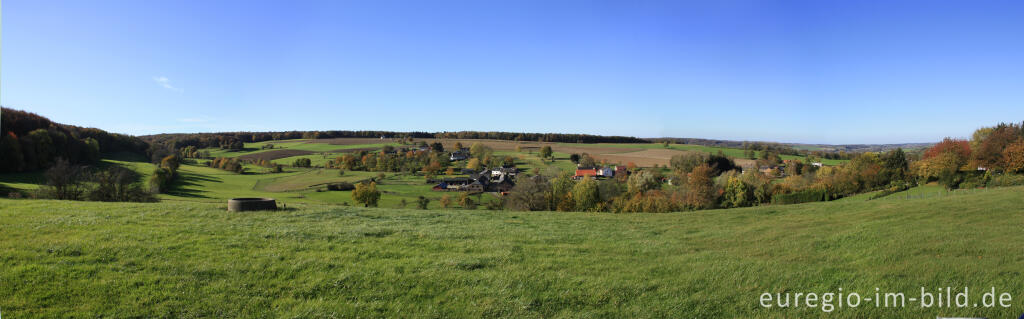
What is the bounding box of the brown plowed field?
[590,149,697,167]
[237,149,315,162]
[307,138,709,167]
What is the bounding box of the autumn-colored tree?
[916,138,972,187]
[973,125,1022,171]
[617,190,677,213]
[848,153,885,190]
[914,151,964,188]
[556,192,575,212]
[466,158,482,171]
[439,194,451,208]
[458,192,476,209]
[742,170,774,204]
[970,127,995,150]
[684,164,717,209]
[1002,139,1024,173]
[421,160,442,175]
[160,155,180,173]
[923,138,971,161]
[351,181,381,207]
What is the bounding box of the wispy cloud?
[152,76,183,92]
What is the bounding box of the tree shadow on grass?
[165,171,221,198]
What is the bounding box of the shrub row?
[771,188,828,205]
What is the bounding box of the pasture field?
[1,186,1022,317]
[205,139,399,161]
[0,138,849,209]
[202,138,847,169]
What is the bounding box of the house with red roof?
[574,167,599,180]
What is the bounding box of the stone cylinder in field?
[227,198,277,211]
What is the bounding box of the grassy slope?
[1,186,1023,318]
[205,141,399,159]
[162,164,466,208]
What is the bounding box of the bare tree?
[43,158,86,200]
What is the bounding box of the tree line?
[140,130,650,152]
[5,157,157,202]
[913,122,1024,189]
[1,107,148,173]
[503,121,1024,213]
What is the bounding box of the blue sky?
[3,0,1023,144]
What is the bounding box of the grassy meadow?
[61,138,837,209]
[1,186,1022,317]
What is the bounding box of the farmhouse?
[574,167,599,179]
[489,167,518,182]
[449,149,470,161]
[432,177,474,191]
[463,181,485,193]
[614,165,628,177]
[432,166,517,193]
[574,166,615,180]
[487,179,515,193]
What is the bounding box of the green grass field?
[1,186,1022,317]
[205,141,400,160]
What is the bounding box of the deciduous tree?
[626,169,660,195]
[43,158,86,200]
[684,164,717,209]
[1002,139,1024,173]
[721,177,751,208]
[466,158,482,171]
[572,176,600,211]
[507,176,551,211]
[540,146,553,160]
[352,181,381,207]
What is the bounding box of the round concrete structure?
[228,198,277,212]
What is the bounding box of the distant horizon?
[4,1,1024,144]
[3,105,942,147]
